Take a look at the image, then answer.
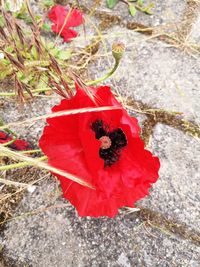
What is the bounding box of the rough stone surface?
[1,1,200,267]
[88,26,200,123]
[1,179,200,267]
[140,124,200,230]
[82,0,187,27]
[0,95,60,144]
[190,13,200,43]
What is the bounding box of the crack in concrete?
[125,98,200,146]
[138,207,200,246]
[78,0,200,50]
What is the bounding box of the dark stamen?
[91,120,127,167]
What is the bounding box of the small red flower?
[9,139,31,151]
[0,131,9,141]
[0,130,31,151]
[48,5,84,42]
[39,85,160,217]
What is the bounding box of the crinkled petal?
[39,83,160,217]
[48,5,83,28]
[48,5,67,25]
[61,28,78,42]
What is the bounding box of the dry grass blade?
[3,50,24,70]
[0,145,95,189]
[0,173,50,203]
[0,106,121,129]
[1,203,71,225]
[0,178,29,187]
[0,27,7,41]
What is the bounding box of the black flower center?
[91,120,127,167]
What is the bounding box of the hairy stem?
[86,59,120,86]
[0,156,47,171]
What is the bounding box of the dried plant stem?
[0,203,71,225]
[0,106,121,130]
[0,178,30,187]
[21,149,42,154]
[0,145,95,189]
[0,156,47,171]
[24,61,50,68]
[0,88,51,97]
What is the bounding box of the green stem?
[24,60,50,68]
[86,59,120,86]
[5,128,17,137]
[21,149,42,154]
[1,136,17,147]
[0,88,51,97]
[0,156,47,171]
[0,57,120,97]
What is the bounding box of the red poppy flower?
[48,5,84,42]
[0,130,31,151]
[39,84,160,217]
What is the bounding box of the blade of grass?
[0,145,95,189]
[0,106,121,130]
[0,178,29,187]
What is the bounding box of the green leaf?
[143,3,154,15]
[5,46,14,53]
[37,74,49,89]
[57,50,72,60]
[43,0,54,8]
[42,23,51,32]
[129,4,137,17]
[0,15,5,27]
[31,46,38,60]
[137,0,143,6]
[107,0,118,9]
[50,48,59,57]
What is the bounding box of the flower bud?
[112,42,125,62]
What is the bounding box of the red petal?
[48,5,67,25]
[64,8,84,28]
[39,83,160,217]
[0,131,9,140]
[51,24,78,42]
[0,137,12,144]
[61,28,78,42]
[119,136,160,189]
[48,5,83,28]
[9,139,30,151]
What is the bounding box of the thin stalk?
[21,149,42,154]
[0,88,51,97]
[0,106,121,130]
[0,156,47,171]
[1,136,17,147]
[86,59,119,86]
[0,178,30,187]
[0,145,95,189]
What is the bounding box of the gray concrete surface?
[82,0,187,27]
[1,178,200,267]
[88,26,200,123]
[1,1,200,267]
[140,124,200,230]
[0,96,60,145]
[190,12,200,43]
